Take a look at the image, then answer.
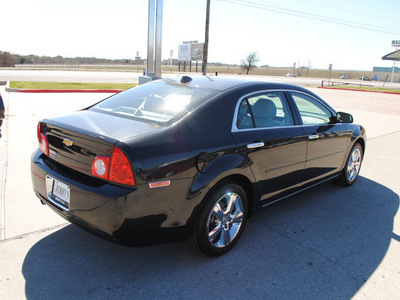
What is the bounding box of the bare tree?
[240,52,259,75]
[0,52,16,67]
[306,58,312,77]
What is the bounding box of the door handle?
[247,142,265,149]
[308,134,320,140]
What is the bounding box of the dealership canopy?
[382,49,400,61]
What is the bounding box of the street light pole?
[202,0,210,76]
[147,0,155,76]
[146,0,163,78]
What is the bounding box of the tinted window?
[290,92,332,125]
[91,79,218,125]
[237,92,294,129]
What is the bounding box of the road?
[0,69,324,86]
[0,73,399,299]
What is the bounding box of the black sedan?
[31,76,366,256]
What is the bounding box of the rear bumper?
[31,150,195,245]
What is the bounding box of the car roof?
[162,76,305,93]
[165,76,336,114]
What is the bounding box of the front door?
[288,92,351,183]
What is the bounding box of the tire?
[191,182,248,257]
[338,143,363,186]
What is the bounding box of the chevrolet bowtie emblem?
[63,138,73,147]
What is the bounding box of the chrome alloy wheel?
[207,192,244,248]
[347,147,362,182]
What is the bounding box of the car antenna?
[180,76,193,84]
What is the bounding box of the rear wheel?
[338,143,363,186]
[191,182,248,257]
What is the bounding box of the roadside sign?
[178,42,205,61]
[190,43,204,61]
[178,44,191,62]
[392,40,400,47]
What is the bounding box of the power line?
[218,0,400,35]
[293,0,394,23]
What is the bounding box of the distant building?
[162,58,179,65]
[372,66,400,82]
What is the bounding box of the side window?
[237,92,294,129]
[290,92,332,125]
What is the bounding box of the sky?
[1,0,400,70]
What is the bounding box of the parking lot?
[0,81,399,299]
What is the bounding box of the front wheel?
[191,182,248,257]
[338,143,363,186]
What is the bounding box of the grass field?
[10,80,399,94]
[13,64,373,80]
[9,81,137,90]
[322,85,400,94]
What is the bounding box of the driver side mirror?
[335,112,353,123]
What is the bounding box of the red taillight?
[109,147,136,186]
[37,123,49,156]
[91,147,135,187]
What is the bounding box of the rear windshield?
[90,79,218,125]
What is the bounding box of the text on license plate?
[52,179,70,209]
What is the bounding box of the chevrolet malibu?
[31,76,366,256]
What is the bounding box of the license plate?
[52,179,70,209]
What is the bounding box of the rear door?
[288,91,351,183]
[231,90,307,204]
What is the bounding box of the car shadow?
[22,176,398,299]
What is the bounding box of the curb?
[318,86,400,95]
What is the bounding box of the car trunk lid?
[40,110,164,177]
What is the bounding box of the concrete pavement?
[0,83,399,299]
[0,87,115,240]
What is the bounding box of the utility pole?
[202,0,210,76]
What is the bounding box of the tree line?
[2,51,312,77]
[0,51,140,67]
